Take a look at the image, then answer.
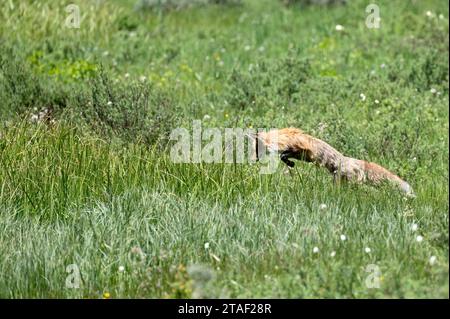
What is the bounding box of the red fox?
[254,127,415,197]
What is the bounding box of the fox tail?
[364,161,415,198]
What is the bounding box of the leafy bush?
[407,49,449,91]
[0,47,177,146]
[74,69,178,146]
[226,54,311,110]
[0,48,68,118]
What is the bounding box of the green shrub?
[407,49,449,91]
[0,47,177,146]
[74,68,178,146]
[226,54,311,110]
[0,48,69,118]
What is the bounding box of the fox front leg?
[280,150,295,167]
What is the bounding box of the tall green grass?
[0,121,447,298]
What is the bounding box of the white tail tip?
[400,181,416,198]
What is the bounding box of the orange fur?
[256,127,414,196]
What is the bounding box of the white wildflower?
[313,247,319,254]
[411,223,418,231]
[107,101,113,106]
[319,203,327,211]
[340,234,347,241]
[118,266,125,272]
[365,247,371,253]
[335,24,344,31]
[429,256,437,265]
[30,114,39,122]
[430,88,437,94]
[204,242,210,249]
[244,45,251,51]
[360,93,366,101]
[416,235,423,243]
[330,251,336,257]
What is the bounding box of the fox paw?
[285,160,295,167]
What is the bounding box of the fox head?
[255,128,312,152]
[248,128,317,166]
[246,129,282,161]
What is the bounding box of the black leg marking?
[280,150,295,167]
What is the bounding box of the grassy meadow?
[0,0,448,298]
